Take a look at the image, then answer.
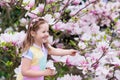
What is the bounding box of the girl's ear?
[31,31,36,37]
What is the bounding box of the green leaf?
[69,40,76,46]
[5,61,13,67]
[103,35,107,40]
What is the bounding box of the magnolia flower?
[81,33,92,41]
[46,0,56,4]
[46,60,56,71]
[111,40,120,48]
[90,24,100,34]
[56,43,64,48]
[52,22,65,31]
[96,41,109,53]
[51,55,69,63]
[14,67,20,77]
[68,5,81,16]
[64,22,74,32]
[19,18,28,26]
[4,27,13,33]
[63,0,71,4]
[0,31,26,47]
[51,52,84,66]
[115,70,120,80]
[72,25,82,35]
[25,12,38,19]
[116,20,120,30]
[31,8,40,14]
[72,0,81,5]
[78,41,86,49]
[0,76,5,80]
[89,52,103,64]
[93,75,107,80]
[48,36,53,45]
[43,14,55,25]
[23,0,35,10]
[54,12,60,19]
[38,4,44,13]
[67,53,85,66]
[57,74,82,80]
[95,66,114,78]
[1,0,10,3]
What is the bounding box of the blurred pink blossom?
[38,4,44,12]
[23,0,35,10]
[57,74,82,80]
[72,0,81,5]
[46,0,56,4]
[96,41,109,53]
[25,12,38,19]
[0,31,26,47]
[54,13,60,19]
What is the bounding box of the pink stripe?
[23,66,44,80]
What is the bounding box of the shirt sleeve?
[22,50,33,60]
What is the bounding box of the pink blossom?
[0,1,6,6]
[56,43,64,48]
[46,60,56,71]
[115,70,120,79]
[48,36,53,45]
[26,0,35,8]
[90,24,100,34]
[19,18,28,26]
[24,6,31,11]
[3,46,8,51]
[96,41,109,53]
[38,4,44,12]
[67,53,86,66]
[25,12,38,19]
[43,14,55,25]
[72,0,81,5]
[81,33,92,41]
[78,41,86,49]
[23,0,35,10]
[116,20,120,30]
[112,40,120,48]
[0,31,26,47]
[64,23,75,33]
[57,74,82,80]
[46,0,56,4]
[52,22,65,31]
[51,55,68,63]
[95,66,113,77]
[54,13,60,19]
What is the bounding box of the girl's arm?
[47,44,77,56]
[21,58,55,77]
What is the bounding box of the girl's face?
[32,23,49,46]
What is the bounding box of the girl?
[16,18,77,80]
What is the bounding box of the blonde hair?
[22,18,48,52]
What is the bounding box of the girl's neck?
[33,42,42,49]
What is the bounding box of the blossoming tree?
[0,0,120,80]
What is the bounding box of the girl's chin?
[43,40,48,43]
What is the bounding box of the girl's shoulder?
[22,48,33,60]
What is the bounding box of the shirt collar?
[33,43,42,49]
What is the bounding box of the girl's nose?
[46,32,49,37]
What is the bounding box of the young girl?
[16,18,77,80]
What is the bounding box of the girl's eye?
[42,31,49,33]
[43,31,45,33]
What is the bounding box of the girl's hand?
[69,49,77,56]
[45,68,56,76]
